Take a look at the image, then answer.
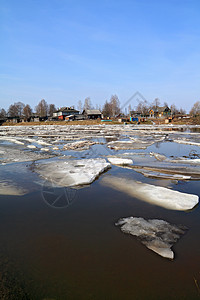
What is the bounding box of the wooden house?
[82,109,102,119]
[53,107,79,120]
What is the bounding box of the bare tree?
[83,97,91,110]
[77,100,82,113]
[136,99,149,115]
[152,98,160,110]
[190,101,200,116]
[16,102,25,116]
[23,104,32,119]
[102,100,112,118]
[35,99,48,117]
[179,107,186,115]
[170,104,179,116]
[8,102,25,117]
[128,104,132,115]
[110,95,120,117]
[0,108,6,118]
[48,104,56,117]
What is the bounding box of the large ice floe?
[34,158,111,187]
[101,176,199,210]
[115,217,187,259]
[0,145,55,164]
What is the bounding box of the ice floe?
[101,176,199,210]
[63,140,97,151]
[107,140,152,150]
[134,169,191,180]
[0,179,28,195]
[174,139,200,147]
[107,157,133,165]
[34,158,111,187]
[115,217,187,259]
[0,145,55,164]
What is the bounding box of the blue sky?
[1,0,200,112]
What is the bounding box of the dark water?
[0,142,200,299]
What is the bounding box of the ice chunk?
[134,169,191,180]
[0,179,28,195]
[115,217,187,259]
[107,140,151,150]
[174,139,200,147]
[0,145,55,164]
[40,147,50,152]
[63,140,97,151]
[27,145,37,149]
[150,152,167,161]
[101,176,199,210]
[107,157,133,165]
[35,158,111,187]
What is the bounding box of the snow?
[115,217,187,259]
[107,157,133,165]
[35,158,111,187]
[101,176,199,210]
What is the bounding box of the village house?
[53,107,79,120]
[150,106,171,118]
[82,109,102,119]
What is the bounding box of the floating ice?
[150,152,200,165]
[174,139,200,147]
[101,176,199,210]
[63,140,97,151]
[40,147,50,152]
[0,179,28,195]
[107,140,151,150]
[115,217,187,259]
[35,158,111,187]
[107,157,133,165]
[27,145,37,149]
[134,169,191,180]
[0,145,55,164]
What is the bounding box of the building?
[153,106,171,118]
[82,109,102,119]
[53,107,79,120]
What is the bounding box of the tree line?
[0,96,200,119]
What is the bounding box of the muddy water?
[0,141,200,299]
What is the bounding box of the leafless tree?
[23,104,32,119]
[0,108,6,118]
[179,107,186,115]
[190,101,200,116]
[128,104,132,115]
[35,99,48,117]
[83,97,91,110]
[170,104,179,116]
[102,100,112,118]
[152,98,160,110]
[110,95,120,117]
[136,99,149,115]
[8,102,25,117]
[77,100,82,113]
[48,104,57,116]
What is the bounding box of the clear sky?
[1,0,200,112]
